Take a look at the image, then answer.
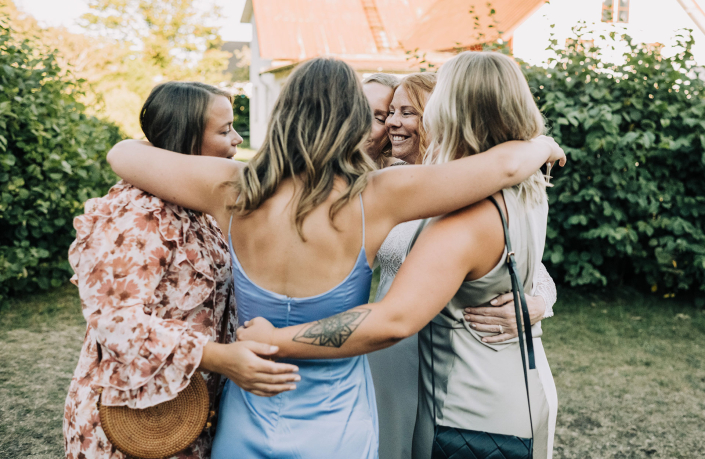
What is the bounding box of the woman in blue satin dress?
[106,58,565,458]
[213,196,378,458]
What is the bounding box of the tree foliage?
[6,0,234,137]
[81,0,231,79]
[0,15,123,304]
[524,25,705,304]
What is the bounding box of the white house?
[514,0,705,66]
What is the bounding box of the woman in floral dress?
[63,82,300,459]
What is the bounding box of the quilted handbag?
[430,196,536,459]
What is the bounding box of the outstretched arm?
[237,204,492,359]
[366,136,565,227]
[107,140,243,222]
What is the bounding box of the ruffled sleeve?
[69,182,211,409]
[532,262,557,319]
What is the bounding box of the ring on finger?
[498,325,503,334]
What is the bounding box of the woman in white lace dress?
[369,73,558,459]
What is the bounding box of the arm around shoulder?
[367,136,566,226]
[238,205,485,359]
[107,139,243,220]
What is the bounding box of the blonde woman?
[239,52,561,458]
[361,73,401,168]
[107,57,564,458]
[370,71,557,459]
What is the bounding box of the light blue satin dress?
[212,196,378,459]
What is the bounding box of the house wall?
[513,0,705,65]
[248,18,275,150]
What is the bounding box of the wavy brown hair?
[399,73,437,164]
[234,58,376,239]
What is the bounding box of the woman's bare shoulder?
[421,198,505,272]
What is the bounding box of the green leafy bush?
[233,93,250,143]
[524,25,705,303]
[0,18,123,304]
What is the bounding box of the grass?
[541,289,705,458]
[233,146,257,162]
[1,283,704,458]
[0,284,85,459]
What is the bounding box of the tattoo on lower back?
[292,309,371,348]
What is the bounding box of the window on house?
[603,0,629,23]
[617,0,630,23]
[601,0,614,23]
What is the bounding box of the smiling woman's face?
[200,95,243,158]
[385,86,422,164]
[362,82,395,161]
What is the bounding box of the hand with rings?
[463,292,547,344]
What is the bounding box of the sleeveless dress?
[212,195,378,459]
[369,211,558,459]
[412,188,558,459]
[367,220,420,459]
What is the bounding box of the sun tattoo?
[292,309,371,348]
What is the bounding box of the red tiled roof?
[246,0,545,60]
[373,0,437,50]
[251,0,380,60]
[402,0,547,51]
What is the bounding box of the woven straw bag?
[97,295,230,459]
[98,373,210,459]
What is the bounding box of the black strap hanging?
[429,195,536,459]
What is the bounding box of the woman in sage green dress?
[371,72,558,459]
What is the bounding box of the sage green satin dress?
[412,188,558,459]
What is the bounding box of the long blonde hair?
[399,73,437,164]
[234,58,376,238]
[362,73,399,168]
[424,52,547,205]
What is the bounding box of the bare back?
[228,177,391,298]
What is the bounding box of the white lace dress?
[368,221,558,459]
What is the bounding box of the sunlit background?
[10,0,705,145]
[15,0,253,41]
[3,2,705,458]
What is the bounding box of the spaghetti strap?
[358,194,365,246]
[227,213,234,245]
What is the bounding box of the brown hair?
[424,52,546,204]
[234,58,376,239]
[399,73,437,164]
[140,81,233,156]
[362,73,400,168]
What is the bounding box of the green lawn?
[0,283,703,458]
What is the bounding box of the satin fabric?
[212,197,378,459]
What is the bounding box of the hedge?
[0,18,123,304]
[524,26,705,304]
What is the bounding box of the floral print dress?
[63,181,234,459]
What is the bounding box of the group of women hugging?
[63,51,567,459]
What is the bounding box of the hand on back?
[202,340,300,397]
[462,293,547,344]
